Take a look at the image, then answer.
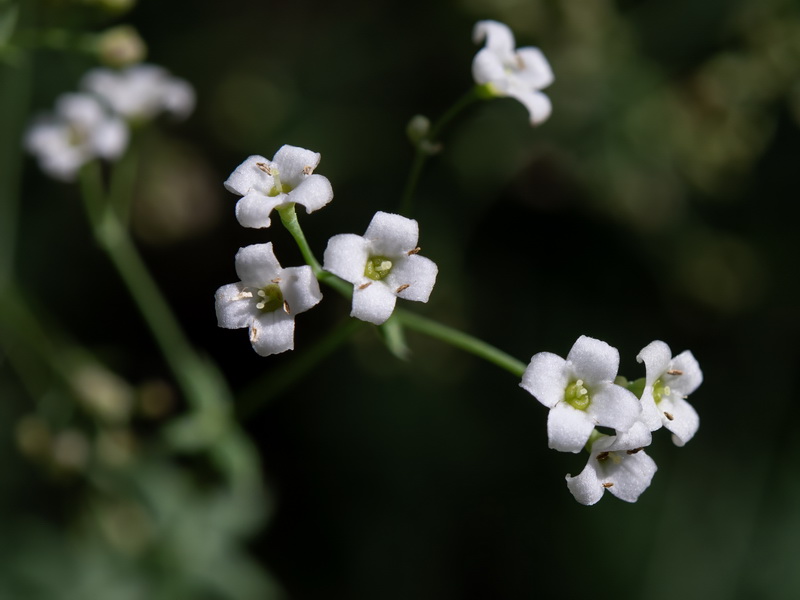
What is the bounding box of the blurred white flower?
[636,341,703,446]
[215,243,322,357]
[472,20,554,125]
[25,92,128,181]
[82,64,195,121]
[566,422,657,505]
[323,211,438,325]
[520,335,642,453]
[224,145,334,229]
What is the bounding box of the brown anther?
[596,451,610,462]
[302,165,313,175]
[396,284,410,294]
[515,54,525,70]
[602,482,614,489]
[664,411,674,421]
[283,300,291,314]
[256,162,271,174]
[667,369,684,376]
[249,325,259,342]
[358,282,372,290]
[626,447,644,455]
[407,247,421,256]
[271,277,281,284]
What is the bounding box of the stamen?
[664,411,674,421]
[283,300,291,314]
[302,165,313,175]
[626,448,643,455]
[407,247,421,256]
[271,277,281,284]
[256,162,271,174]
[602,482,614,488]
[396,284,410,294]
[596,451,610,462]
[257,290,267,298]
[358,282,372,290]
[667,369,683,375]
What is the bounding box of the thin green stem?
[394,309,526,378]
[399,86,484,215]
[108,132,140,225]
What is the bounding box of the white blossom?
[81,64,195,121]
[215,243,322,356]
[323,211,438,325]
[472,20,554,125]
[224,146,334,229]
[566,421,657,505]
[25,92,128,181]
[520,335,642,453]
[636,340,703,446]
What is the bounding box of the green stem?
[394,309,526,377]
[399,86,484,215]
[108,132,140,225]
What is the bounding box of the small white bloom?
[636,340,703,446]
[224,146,334,229]
[323,211,438,325]
[215,242,323,357]
[520,335,642,453]
[81,64,195,121]
[566,422,657,505]
[25,92,128,181]
[472,20,554,125]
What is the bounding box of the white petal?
[504,86,552,125]
[667,350,703,396]
[472,48,506,86]
[215,283,256,329]
[639,389,664,431]
[514,47,554,89]
[603,450,658,503]
[280,266,323,315]
[586,382,641,433]
[224,155,273,196]
[249,311,295,356]
[323,234,369,284]
[56,93,105,128]
[566,460,604,506]
[351,282,397,325]
[234,243,282,286]
[364,211,419,255]
[91,118,129,159]
[473,20,516,57]
[520,352,568,408]
[566,335,619,385]
[384,255,438,302]
[235,191,284,229]
[163,79,195,119]
[663,396,699,447]
[636,340,672,386]
[289,174,333,214]
[605,420,652,451]
[272,145,321,186]
[547,403,595,453]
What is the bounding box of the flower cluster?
[215,146,438,355]
[521,335,702,505]
[25,64,194,181]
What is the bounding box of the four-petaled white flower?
[224,146,334,229]
[215,242,323,357]
[472,20,554,126]
[323,211,438,325]
[566,421,657,505]
[636,340,703,446]
[25,92,128,181]
[81,64,195,121]
[520,335,642,453]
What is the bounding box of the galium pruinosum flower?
[472,20,554,125]
[81,64,195,121]
[520,335,642,453]
[323,211,438,325]
[566,422,657,506]
[25,92,128,181]
[224,146,334,229]
[215,243,323,357]
[636,340,703,446]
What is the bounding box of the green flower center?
[67,124,88,147]
[364,255,393,280]
[564,379,591,411]
[255,283,283,313]
[652,378,672,404]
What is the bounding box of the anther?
[407,247,421,256]
[358,282,372,290]
[283,300,291,314]
[257,290,267,298]
[256,162,271,174]
[396,284,410,294]
[667,369,683,375]
[271,278,281,284]
[626,447,643,455]
[256,301,265,310]
[596,451,610,462]
[602,482,614,488]
[302,165,313,175]
[664,411,674,421]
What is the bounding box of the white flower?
[25,92,128,181]
[520,335,642,453]
[215,243,323,357]
[636,341,703,446]
[472,20,554,125]
[323,211,438,325]
[81,64,195,121]
[224,146,334,229]
[566,422,657,505]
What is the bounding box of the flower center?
[564,379,591,410]
[364,255,393,280]
[259,165,294,197]
[652,378,672,404]
[67,124,88,147]
[255,283,283,313]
